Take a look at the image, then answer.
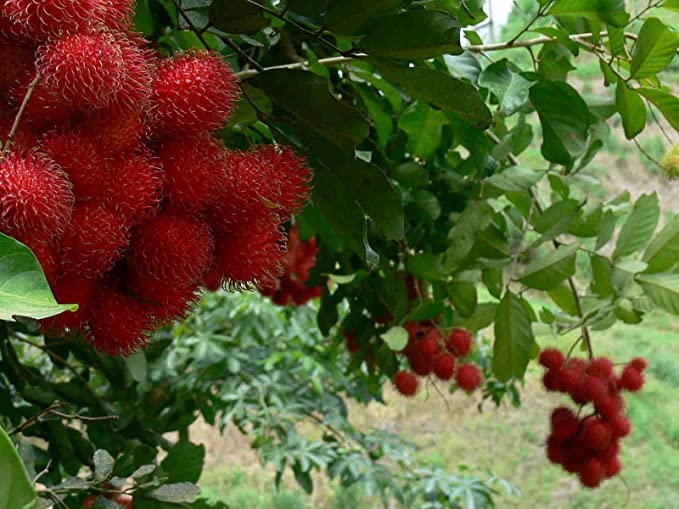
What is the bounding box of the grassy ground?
[197,309,679,508]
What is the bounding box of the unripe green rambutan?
[660,144,679,180]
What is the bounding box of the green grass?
[198,310,678,508]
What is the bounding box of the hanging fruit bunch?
[0,0,312,356]
[258,225,321,306]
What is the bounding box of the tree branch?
[3,73,40,154]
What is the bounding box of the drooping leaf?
[615,79,646,139]
[636,273,679,315]
[529,80,591,165]
[0,232,78,321]
[161,441,205,483]
[478,59,534,115]
[643,216,679,273]
[521,244,579,291]
[591,255,616,298]
[359,10,462,60]
[371,60,492,129]
[493,292,536,382]
[613,193,660,260]
[630,17,679,79]
[448,281,477,318]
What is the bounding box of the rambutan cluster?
[540,349,647,488]
[258,225,321,306]
[0,1,312,355]
[393,325,484,396]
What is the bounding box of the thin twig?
[9,402,67,436]
[3,73,40,153]
[459,0,475,19]
[505,2,551,47]
[633,138,663,168]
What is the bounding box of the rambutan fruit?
[150,49,239,134]
[255,145,312,219]
[343,330,360,354]
[620,365,644,392]
[587,357,614,380]
[416,336,440,359]
[455,363,483,392]
[40,275,98,333]
[550,407,579,440]
[10,72,74,129]
[564,357,588,373]
[580,418,612,451]
[629,357,648,372]
[2,0,107,41]
[106,151,163,226]
[129,214,213,285]
[272,289,294,306]
[394,371,418,396]
[433,352,456,380]
[60,202,129,278]
[604,456,621,478]
[546,436,567,465]
[445,328,473,357]
[542,368,561,392]
[158,134,227,213]
[579,458,606,488]
[598,440,620,461]
[595,396,624,420]
[0,151,74,246]
[109,35,153,111]
[31,242,60,284]
[212,214,285,290]
[0,38,34,96]
[81,106,147,154]
[609,415,631,438]
[538,348,565,370]
[39,130,110,200]
[101,0,136,30]
[580,375,609,405]
[127,270,201,325]
[89,284,151,356]
[558,367,583,396]
[36,32,126,110]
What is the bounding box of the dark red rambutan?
[255,145,312,219]
[629,357,648,372]
[150,49,239,134]
[433,352,456,381]
[60,202,129,278]
[10,72,74,129]
[109,35,153,111]
[129,214,213,285]
[416,336,441,359]
[272,290,294,306]
[36,31,126,110]
[564,357,588,373]
[455,363,483,392]
[405,322,429,341]
[0,38,34,95]
[546,435,566,465]
[106,151,163,226]
[292,284,321,305]
[598,440,620,461]
[579,458,606,488]
[31,242,60,284]
[595,396,624,420]
[394,371,418,396]
[609,415,632,438]
[101,0,136,30]
[538,348,565,370]
[0,151,74,246]
[559,367,583,396]
[89,284,151,356]
[212,214,285,290]
[286,226,318,282]
[580,375,609,405]
[2,0,107,40]
[409,352,434,376]
[542,369,561,392]
[604,456,621,478]
[587,357,614,380]
[343,330,360,354]
[127,270,201,325]
[580,418,612,451]
[40,130,110,200]
[550,407,579,440]
[40,275,98,333]
[158,134,227,213]
[620,365,644,392]
[445,328,473,357]
[81,106,147,154]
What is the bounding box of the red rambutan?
[538,348,565,370]
[629,357,648,372]
[542,368,561,392]
[394,371,418,396]
[598,440,620,461]
[40,275,98,333]
[620,365,644,392]
[31,242,60,283]
[0,38,34,95]
[550,407,579,440]
[150,49,239,134]
[579,458,605,488]
[0,151,74,246]
[60,202,129,278]
[101,0,136,30]
[255,145,312,219]
[433,352,456,380]
[81,105,147,154]
[609,415,632,438]
[587,357,614,380]
[10,72,74,129]
[455,363,483,391]
[580,375,609,405]
[127,270,201,325]
[604,456,621,478]
[580,418,612,451]
[595,396,624,420]
[446,328,473,357]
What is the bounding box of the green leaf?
[493,292,536,382]
[125,352,147,384]
[406,253,444,282]
[359,10,462,60]
[595,209,617,250]
[478,59,534,115]
[630,18,679,79]
[548,283,579,316]
[485,166,543,192]
[381,326,408,351]
[398,102,448,159]
[94,449,115,481]
[448,281,477,318]
[615,79,646,139]
[393,162,429,188]
[0,233,78,321]
[371,60,492,129]
[549,0,629,27]
[325,0,405,35]
[637,88,679,132]
[643,216,679,272]
[406,300,446,323]
[533,199,581,241]
[591,255,615,298]
[250,70,369,148]
[0,425,38,509]
[613,193,660,260]
[148,483,201,503]
[529,80,591,165]
[453,302,497,332]
[520,244,578,291]
[209,0,269,34]
[636,273,679,315]
[161,441,205,483]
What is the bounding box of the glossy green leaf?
[521,244,578,291]
[398,102,448,159]
[613,193,660,260]
[643,216,679,273]
[371,60,492,129]
[209,0,269,34]
[325,0,405,35]
[591,255,615,298]
[615,79,646,139]
[548,283,579,316]
[529,80,591,165]
[478,59,534,115]
[161,441,205,483]
[636,273,679,315]
[485,166,543,192]
[0,233,78,321]
[549,0,629,27]
[359,10,462,60]
[595,209,618,250]
[630,18,679,79]
[406,300,446,323]
[533,199,581,241]
[0,425,38,509]
[448,281,477,318]
[637,88,679,131]
[493,292,536,382]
